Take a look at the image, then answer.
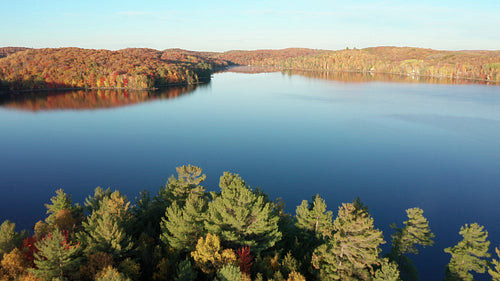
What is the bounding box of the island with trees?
[0,165,498,281]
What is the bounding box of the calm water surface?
[1,71,500,280]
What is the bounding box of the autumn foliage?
[1,46,498,93]
[0,47,227,91]
[236,246,253,275]
[220,47,500,82]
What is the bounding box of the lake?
[1,70,500,280]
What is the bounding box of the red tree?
[236,246,253,275]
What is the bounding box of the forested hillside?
[0,48,227,90]
[1,46,499,93]
[219,47,500,82]
[0,165,498,281]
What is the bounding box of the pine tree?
[205,172,281,254]
[215,264,242,281]
[444,223,490,281]
[160,192,207,252]
[389,208,434,281]
[373,258,401,281]
[163,165,206,205]
[83,187,112,215]
[489,247,500,281]
[0,220,24,258]
[174,258,197,281]
[295,194,333,238]
[30,228,81,281]
[312,203,385,280]
[78,190,134,259]
[44,189,82,227]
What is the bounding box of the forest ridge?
[0,46,499,92]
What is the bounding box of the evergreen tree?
[389,207,434,281]
[83,187,112,215]
[160,192,207,252]
[0,220,24,258]
[295,194,333,238]
[174,258,197,281]
[373,258,401,281]
[78,190,134,259]
[163,165,206,205]
[312,203,385,280]
[44,189,82,227]
[444,223,490,281]
[30,228,81,281]
[489,247,500,281]
[132,165,206,244]
[205,172,281,254]
[215,264,242,281]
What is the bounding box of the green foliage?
[45,189,73,224]
[163,165,206,205]
[83,187,112,215]
[118,258,141,281]
[30,228,81,281]
[205,172,281,254]
[0,165,497,280]
[295,194,333,238]
[281,251,300,278]
[444,223,490,281]
[216,264,242,281]
[374,258,401,281]
[389,207,434,281]
[95,266,131,281]
[0,220,23,258]
[312,203,385,280]
[173,259,197,281]
[78,190,134,259]
[44,189,83,231]
[160,192,208,252]
[489,247,500,281]
[391,208,434,256]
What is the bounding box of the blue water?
[1,72,500,280]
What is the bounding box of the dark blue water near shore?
[1,71,499,280]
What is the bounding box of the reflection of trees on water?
[282,70,499,85]
[0,85,199,111]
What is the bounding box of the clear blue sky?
[1,0,499,51]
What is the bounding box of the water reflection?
[0,85,199,111]
[282,70,500,85]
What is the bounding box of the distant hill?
[217,47,500,82]
[1,46,499,91]
[0,47,30,59]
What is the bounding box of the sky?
[1,0,499,52]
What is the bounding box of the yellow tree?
[191,233,237,274]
